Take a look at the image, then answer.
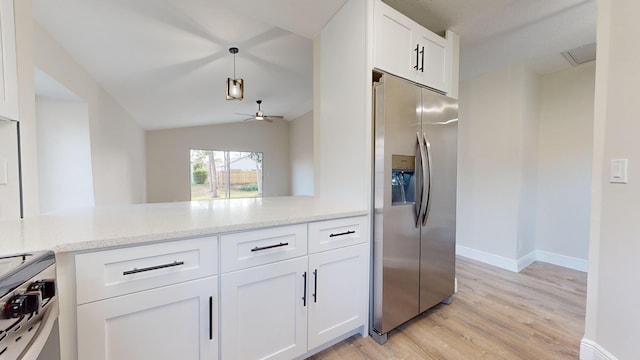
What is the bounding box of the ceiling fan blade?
[242,118,256,122]
[264,115,284,119]
[263,117,274,123]
[235,113,256,116]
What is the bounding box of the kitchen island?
[1,196,370,360]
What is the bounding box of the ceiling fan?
[237,100,284,123]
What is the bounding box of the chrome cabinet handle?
[422,133,433,226]
[251,242,289,252]
[122,261,184,276]
[313,269,318,303]
[302,272,307,306]
[329,230,355,237]
[414,44,420,70]
[420,46,425,72]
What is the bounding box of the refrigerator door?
[419,88,458,312]
[373,74,423,334]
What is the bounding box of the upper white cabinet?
[0,0,18,121]
[373,0,458,95]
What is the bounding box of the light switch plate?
[0,158,7,185]
[610,158,628,184]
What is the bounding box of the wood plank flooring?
[309,256,587,360]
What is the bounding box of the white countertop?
[0,197,367,254]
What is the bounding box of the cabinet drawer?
[309,216,368,253]
[220,224,307,273]
[76,236,217,305]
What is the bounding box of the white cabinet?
[373,0,457,95]
[220,216,370,359]
[221,257,308,360]
[75,237,218,360]
[0,0,18,121]
[307,243,368,349]
[78,276,218,360]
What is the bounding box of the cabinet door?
[221,257,308,360]
[373,0,416,81]
[413,29,450,93]
[308,243,369,350]
[0,0,18,121]
[77,276,217,360]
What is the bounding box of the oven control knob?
[4,292,41,318]
[28,279,56,300]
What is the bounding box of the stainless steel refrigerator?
[371,73,458,344]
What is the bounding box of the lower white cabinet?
[72,216,369,360]
[221,257,308,360]
[221,242,369,359]
[308,243,368,350]
[77,276,218,360]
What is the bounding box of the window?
[190,150,263,201]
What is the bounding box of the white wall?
[146,121,291,203]
[34,23,146,206]
[457,64,540,263]
[536,63,595,262]
[517,67,540,258]
[315,0,371,208]
[0,121,20,220]
[289,111,314,196]
[582,1,640,359]
[36,97,95,213]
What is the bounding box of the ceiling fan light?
[226,78,244,100]
[255,115,264,121]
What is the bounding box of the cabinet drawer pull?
[329,230,355,238]
[122,261,185,276]
[302,272,307,307]
[251,242,289,252]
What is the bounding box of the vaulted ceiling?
[33,0,596,130]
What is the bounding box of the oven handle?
[20,301,59,360]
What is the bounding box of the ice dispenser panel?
[391,155,415,205]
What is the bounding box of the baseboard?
[516,250,537,272]
[457,246,588,273]
[580,338,618,360]
[536,250,588,272]
[456,245,519,272]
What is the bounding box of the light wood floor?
[309,256,587,360]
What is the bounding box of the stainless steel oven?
[0,251,59,360]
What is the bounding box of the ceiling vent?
[562,43,597,66]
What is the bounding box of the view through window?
[190,150,263,200]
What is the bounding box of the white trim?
[456,245,519,272]
[536,250,588,272]
[456,246,588,273]
[517,250,537,272]
[580,338,618,360]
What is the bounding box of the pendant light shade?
[226,47,244,100]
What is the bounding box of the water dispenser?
[391,155,415,205]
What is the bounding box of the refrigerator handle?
[414,132,424,228]
[421,133,433,226]
[417,132,429,227]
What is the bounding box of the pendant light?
[226,47,244,100]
